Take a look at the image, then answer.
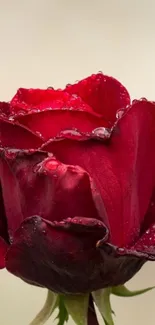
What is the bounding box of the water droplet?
[35,131,43,138]
[47,86,54,90]
[28,149,35,154]
[117,247,125,254]
[132,99,138,105]
[5,149,19,159]
[92,127,111,139]
[60,128,81,139]
[42,230,46,235]
[46,159,59,171]
[17,109,26,115]
[31,108,40,113]
[8,116,14,121]
[140,97,147,101]
[116,109,125,119]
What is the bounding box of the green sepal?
[63,294,89,325]
[92,288,114,325]
[55,296,69,325]
[29,290,58,325]
[112,284,155,297]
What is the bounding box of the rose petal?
[0,102,10,116]
[0,182,9,268]
[0,184,9,242]
[13,110,111,141]
[6,215,144,294]
[131,223,155,259]
[6,216,145,293]
[141,189,155,233]
[0,150,48,238]
[0,149,107,240]
[0,117,43,149]
[43,100,155,247]
[10,88,94,114]
[0,237,8,268]
[6,215,108,293]
[10,88,116,140]
[65,73,130,121]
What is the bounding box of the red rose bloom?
[0,73,155,294]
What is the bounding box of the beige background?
[0,0,155,324]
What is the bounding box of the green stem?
[29,290,57,325]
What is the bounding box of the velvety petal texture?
[0,150,105,227]
[42,100,155,247]
[0,118,43,149]
[0,73,154,296]
[0,102,10,116]
[6,213,145,294]
[65,73,130,121]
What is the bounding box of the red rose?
[0,73,154,294]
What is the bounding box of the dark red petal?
[6,215,108,293]
[0,184,9,268]
[0,150,51,238]
[0,184,9,242]
[0,149,106,240]
[43,100,155,247]
[131,223,155,259]
[0,237,8,268]
[0,150,26,238]
[0,102,10,116]
[6,216,144,294]
[0,117,43,149]
[65,73,130,121]
[141,189,155,233]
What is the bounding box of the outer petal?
[0,186,9,268]
[42,100,155,247]
[98,223,155,262]
[0,182,9,268]
[0,237,8,268]
[0,186,9,242]
[130,223,155,259]
[65,73,130,121]
[0,102,10,116]
[141,189,155,233]
[0,149,107,237]
[0,117,43,149]
[6,215,144,294]
[0,150,46,238]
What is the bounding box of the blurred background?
[0,0,155,324]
